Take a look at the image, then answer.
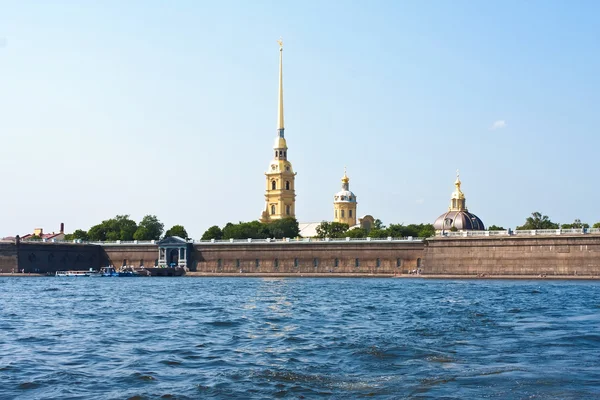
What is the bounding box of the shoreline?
[2,272,599,280]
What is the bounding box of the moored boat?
[55,270,90,277]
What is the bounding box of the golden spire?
[277,37,284,136]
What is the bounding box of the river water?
[1,277,599,399]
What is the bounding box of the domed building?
[434,172,484,232]
[333,168,357,226]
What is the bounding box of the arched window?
[349,210,353,218]
[271,180,276,190]
[275,151,278,158]
[284,151,287,157]
[271,205,276,215]
[285,181,290,190]
[279,151,282,157]
[286,205,290,215]
[341,210,345,218]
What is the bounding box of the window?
[284,151,287,157]
[417,258,422,268]
[355,258,360,267]
[294,258,299,267]
[255,259,260,268]
[313,258,319,268]
[271,180,276,190]
[397,258,402,268]
[376,258,381,268]
[286,205,290,215]
[335,209,338,218]
[279,150,282,157]
[274,258,279,268]
[285,181,290,190]
[236,259,240,268]
[334,258,339,268]
[217,259,222,268]
[275,151,278,158]
[271,205,276,215]
[349,209,353,218]
[452,199,457,208]
[341,210,345,218]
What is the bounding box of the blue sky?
[1,1,599,238]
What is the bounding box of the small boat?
[100,266,119,277]
[55,270,90,277]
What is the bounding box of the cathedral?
[259,40,484,236]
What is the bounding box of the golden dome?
[341,167,349,183]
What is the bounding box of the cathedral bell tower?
[260,39,296,223]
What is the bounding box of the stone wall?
[193,241,425,274]
[0,242,18,272]
[424,235,600,276]
[101,245,159,268]
[16,242,102,273]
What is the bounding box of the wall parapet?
[437,228,600,238]
[18,237,425,246]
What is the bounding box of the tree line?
[315,221,436,238]
[201,218,300,240]
[63,215,189,242]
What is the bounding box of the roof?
[298,222,321,238]
[21,232,64,240]
[433,210,485,231]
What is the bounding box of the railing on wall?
[16,237,426,246]
[438,228,600,238]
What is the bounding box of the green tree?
[367,228,389,238]
[561,219,589,229]
[64,229,89,241]
[315,221,349,238]
[222,221,270,239]
[487,225,505,231]
[268,217,299,239]
[416,224,436,238]
[374,219,385,230]
[345,228,367,238]
[201,225,223,240]
[517,212,559,230]
[593,222,600,229]
[165,225,189,239]
[134,215,164,240]
[88,215,138,241]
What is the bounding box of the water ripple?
[1,277,599,398]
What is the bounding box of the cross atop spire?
[277,37,284,137]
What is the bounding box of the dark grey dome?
[434,210,485,231]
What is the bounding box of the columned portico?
[157,236,190,268]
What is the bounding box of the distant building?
[21,223,66,241]
[433,172,484,232]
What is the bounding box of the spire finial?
[277,37,284,136]
[342,167,349,184]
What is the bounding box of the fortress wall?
[193,241,425,274]
[101,245,159,267]
[424,235,600,276]
[16,242,103,273]
[0,242,18,272]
